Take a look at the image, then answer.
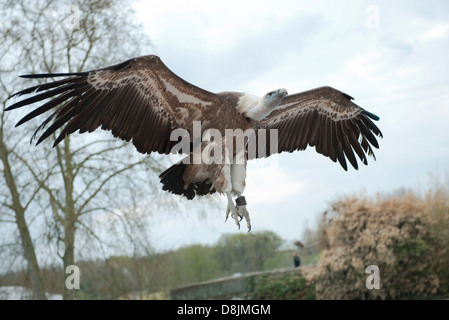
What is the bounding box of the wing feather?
[294,112,308,150]
[254,86,383,170]
[345,121,367,165]
[324,118,335,162]
[308,110,320,147]
[283,117,296,152]
[298,111,312,150]
[358,120,379,149]
[341,124,358,170]
[291,116,304,151]
[334,121,348,171]
[16,90,79,126]
[317,114,328,155]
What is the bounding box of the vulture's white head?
[261,88,288,109]
[244,88,288,121]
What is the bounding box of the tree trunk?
[61,137,77,300]
[63,219,76,300]
[0,139,47,300]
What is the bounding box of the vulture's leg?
[225,192,241,229]
[235,193,251,232]
[227,160,251,231]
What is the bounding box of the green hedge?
[249,271,315,300]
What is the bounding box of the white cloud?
[416,23,449,42]
[246,158,304,204]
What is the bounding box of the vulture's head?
[262,88,288,110]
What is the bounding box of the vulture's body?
[6,55,383,230]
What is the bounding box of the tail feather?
[159,160,216,200]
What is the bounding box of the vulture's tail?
[159,159,216,200]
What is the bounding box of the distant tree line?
[0,231,286,299]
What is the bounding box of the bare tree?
[0,0,165,299]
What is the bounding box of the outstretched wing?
[6,55,222,154]
[253,86,383,170]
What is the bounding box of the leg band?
[235,196,247,206]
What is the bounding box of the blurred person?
[293,251,301,268]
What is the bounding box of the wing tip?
[342,92,354,101]
[362,110,380,121]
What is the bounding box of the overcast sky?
[132,0,449,251]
